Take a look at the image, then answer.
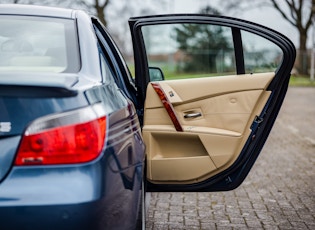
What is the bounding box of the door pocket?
[144,130,242,182]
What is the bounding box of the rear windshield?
[0,16,80,73]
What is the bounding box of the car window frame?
[0,15,81,73]
[92,18,139,109]
[129,14,295,106]
[94,26,121,85]
[96,41,117,85]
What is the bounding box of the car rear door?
[129,14,295,192]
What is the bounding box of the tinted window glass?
[99,49,116,84]
[142,23,235,81]
[0,16,80,73]
[242,30,282,73]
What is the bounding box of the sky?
[137,0,313,49]
[0,0,311,49]
[172,0,300,47]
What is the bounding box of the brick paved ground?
[145,87,315,230]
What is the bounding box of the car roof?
[0,4,75,19]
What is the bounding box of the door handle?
[184,112,202,119]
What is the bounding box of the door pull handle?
[184,112,202,118]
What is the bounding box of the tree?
[175,24,232,73]
[7,0,166,55]
[222,0,315,75]
[269,0,314,74]
[7,0,110,26]
[174,6,232,73]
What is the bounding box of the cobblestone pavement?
[145,87,315,230]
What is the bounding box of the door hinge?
[250,115,264,141]
[225,176,232,184]
[137,108,144,126]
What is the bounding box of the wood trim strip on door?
[151,82,183,132]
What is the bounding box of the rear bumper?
[0,201,101,230]
[0,162,104,230]
[0,163,104,206]
[0,157,143,230]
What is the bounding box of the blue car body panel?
[0,99,145,230]
[0,4,145,230]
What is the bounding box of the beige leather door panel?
[144,72,274,184]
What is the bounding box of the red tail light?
[15,104,107,166]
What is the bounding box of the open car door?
[129,15,295,192]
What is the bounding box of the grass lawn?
[128,62,315,87]
[289,75,315,87]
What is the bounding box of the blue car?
[0,4,295,230]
